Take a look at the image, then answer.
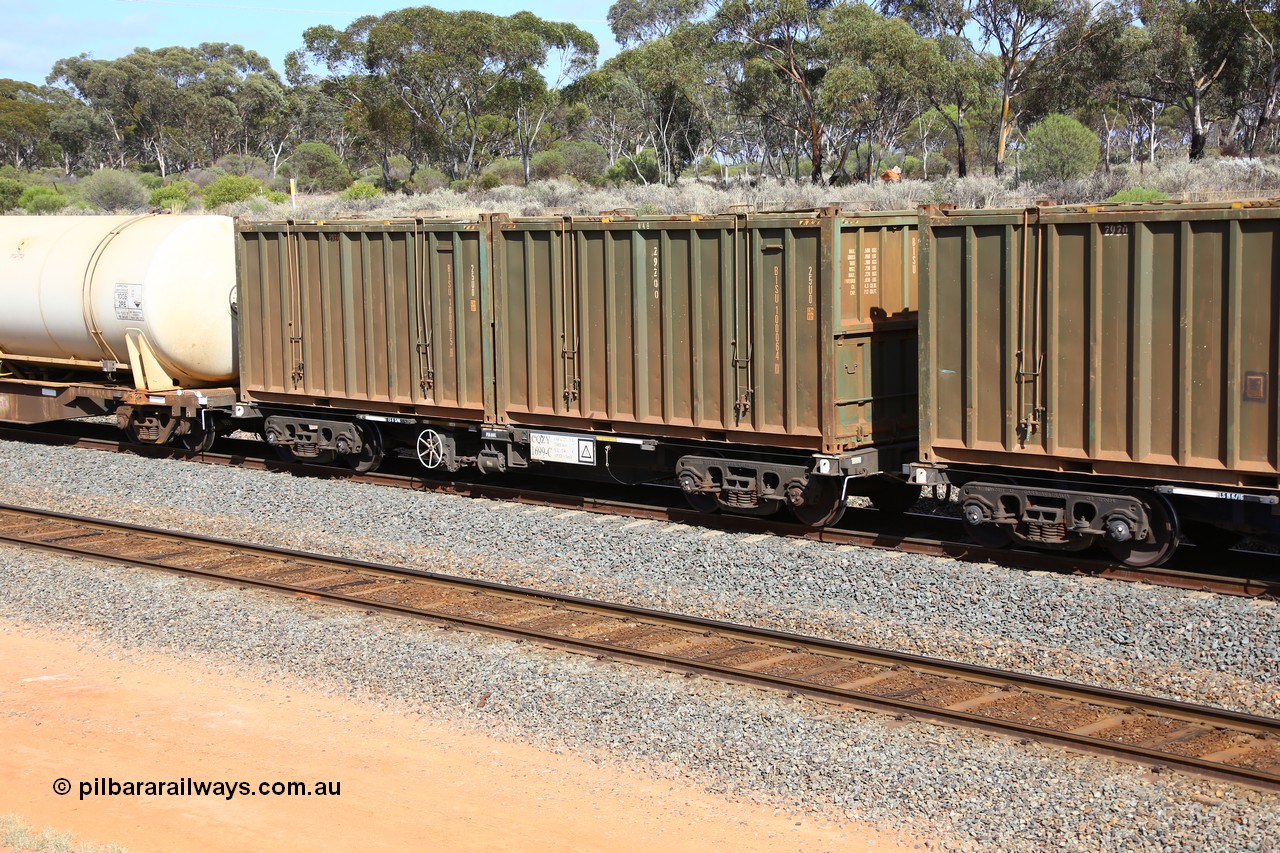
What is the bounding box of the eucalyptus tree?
[880,0,996,177]
[566,68,650,168]
[1137,0,1253,158]
[49,44,283,175]
[818,4,931,181]
[970,0,1127,175]
[608,0,709,45]
[505,13,598,184]
[1240,1,1280,155]
[0,80,57,169]
[601,28,711,184]
[715,0,829,183]
[294,7,596,183]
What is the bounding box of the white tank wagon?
[0,215,240,449]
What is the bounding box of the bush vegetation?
[202,175,264,207]
[1021,114,1101,184]
[80,169,148,211]
[19,185,67,214]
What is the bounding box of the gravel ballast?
[0,437,1278,849]
[2,549,1277,852]
[0,438,1274,718]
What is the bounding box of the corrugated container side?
[919,202,1280,489]
[238,221,491,420]
[491,211,916,453]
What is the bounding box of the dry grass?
[26,156,1276,220]
[0,815,126,853]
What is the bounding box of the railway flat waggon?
[486,209,920,524]
[234,209,921,525]
[235,218,492,472]
[911,200,1280,566]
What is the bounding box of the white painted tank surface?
[0,215,237,384]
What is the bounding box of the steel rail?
[1,424,1278,600]
[0,501,1277,793]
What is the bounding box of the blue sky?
[1,0,622,85]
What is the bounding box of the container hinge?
[1015,349,1044,444]
[561,342,579,404]
[289,334,304,388]
[734,390,754,422]
[416,341,434,392]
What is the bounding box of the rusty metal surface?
[919,201,1280,490]
[237,220,491,421]
[1,500,1277,792]
[490,210,918,453]
[0,379,238,425]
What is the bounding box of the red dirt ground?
[0,620,926,852]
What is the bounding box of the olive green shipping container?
[919,201,1280,490]
[490,209,918,456]
[237,219,492,421]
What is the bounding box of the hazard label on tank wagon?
[114,283,144,321]
[530,431,596,465]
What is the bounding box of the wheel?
[345,423,384,474]
[1182,521,1242,554]
[683,491,721,513]
[1104,491,1179,568]
[960,476,1014,548]
[963,515,1015,548]
[177,419,217,452]
[416,429,447,470]
[790,477,847,528]
[679,451,723,513]
[867,479,922,515]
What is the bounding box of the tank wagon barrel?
[0,214,239,449]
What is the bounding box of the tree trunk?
[1189,90,1207,160]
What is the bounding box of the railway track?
[0,501,1277,792]
[4,423,1279,600]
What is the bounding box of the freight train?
[1,203,1276,568]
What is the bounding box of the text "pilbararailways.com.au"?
[53,777,340,801]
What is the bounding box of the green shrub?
[203,174,263,207]
[481,158,523,186]
[410,168,449,193]
[80,169,148,211]
[555,140,609,184]
[215,153,269,178]
[281,142,351,193]
[1106,186,1170,204]
[604,150,660,185]
[0,178,23,211]
[341,181,381,201]
[265,190,289,204]
[19,185,67,214]
[1021,114,1100,183]
[530,149,567,181]
[150,179,202,211]
[136,172,164,190]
